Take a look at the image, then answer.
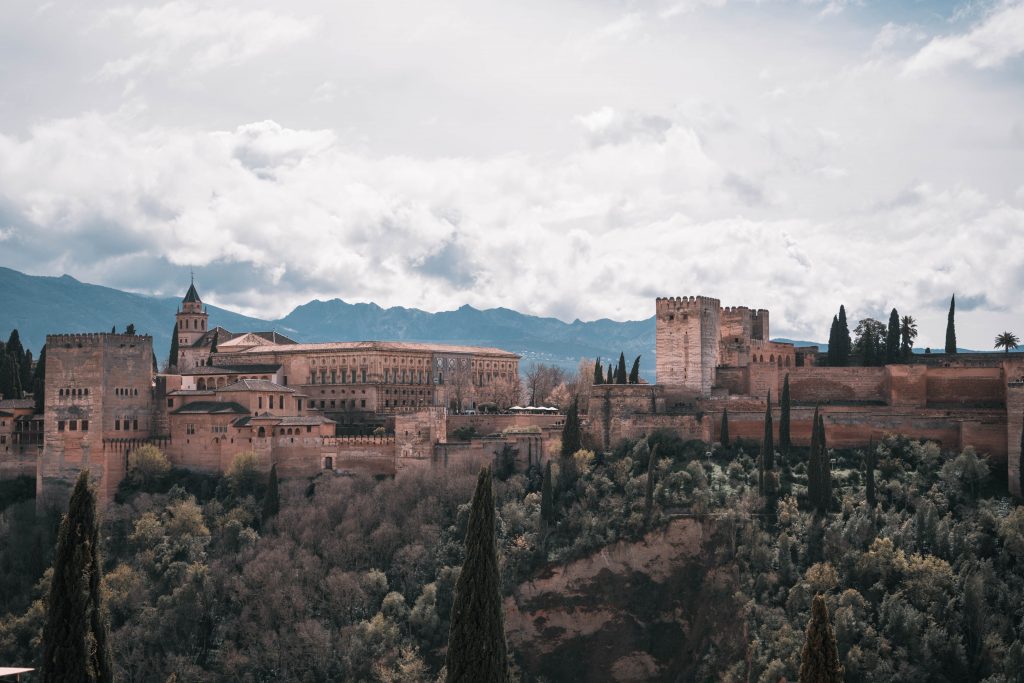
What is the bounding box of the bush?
[126,445,171,489]
[228,451,262,498]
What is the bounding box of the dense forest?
[1,430,1023,681]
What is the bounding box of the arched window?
[258,426,266,437]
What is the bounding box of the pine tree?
[945,294,957,354]
[644,444,658,527]
[762,391,774,471]
[827,316,839,366]
[780,374,791,456]
[167,323,180,371]
[720,408,730,448]
[539,460,554,531]
[445,468,509,683]
[593,358,603,385]
[33,345,46,414]
[615,353,627,384]
[262,463,280,526]
[799,594,843,683]
[560,398,581,457]
[628,356,640,384]
[41,470,114,682]
[885,308,900,364]
[837,305,851,366]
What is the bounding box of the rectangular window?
[167,398,174,407]
[258,397,263,409]
[82,420,89,431]
[133,419,139,431]
[186,423,195,435]
[360,399,366,408]
[69,420,77,431]
[297,399,303,411]
[283,375,288,386]
[58,420,66,432]
[279,396,284,409]
[114,419,119,431]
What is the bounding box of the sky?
[0,0,1022,349]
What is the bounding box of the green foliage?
[615,353,627,385]
[593,357,603,385]
[41,470,113,682]
[261,463,280,526]
[628,356,640,384]
[126,444,171,489]
[493,445,518,481]
[946,294,957,354]
[799,594,843,682]
[167,322,179,371]
[837,305,851,366]
[886,308,901,364]
[900,315,918,361]
[854,318,886,366]
[560,398,581,457]
[227,451,262,498]
[452,425,477,441]
[445,468,508,682]
[33,345,46,414]
[721,408,730,447]
[780,374,791,456]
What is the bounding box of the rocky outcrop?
[505,519,744,682]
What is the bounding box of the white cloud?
[904,1,1024,74]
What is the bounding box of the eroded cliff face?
[505,519,744,682]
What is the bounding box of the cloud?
[904,1,1024,74]
[96,1,317,79]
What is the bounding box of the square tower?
[39,333,155,508]
[655,296,721,396]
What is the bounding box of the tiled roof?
[218,379,295,393]
[168,389,216,397]
[180,363,282,376]
[234,340,519,357]
[232,414,336,427]
[171,401,250,415]
[189,328,297,349]
[0,398,35,410]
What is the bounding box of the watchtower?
[175,278,208,364]
[655,296,721,396]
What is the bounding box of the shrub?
[126,445,171,488]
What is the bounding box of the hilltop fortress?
[2,285,1023,507]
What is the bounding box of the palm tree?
[994,332,1020,353]
[899,315,918,360]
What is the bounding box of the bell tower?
[175,276,208,359]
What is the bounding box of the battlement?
[47,333,153,347]
[655,296,721,315]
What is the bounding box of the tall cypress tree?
[762,390,774,471]
[41,470,114,682]
[628,356,640,384]
[539,460,554,531]
[799,594,843,683]
[6,329,25,369]
[20,349,33,395]
[780,374,791,456]
[644,444,659,527]
[560,398,581,457]
[808,407,827,516]
[827,316,839,366]
[837,306,851,366]
[720,408,730,448]
[167,322,180,371]
[261,463,280,526]
[593,358,603,385]
[885,308,901,365]
[945,295,957,354]
[607,364,614,387]
[0,354,20,400]
[865,442,877,509]
[615,353,627,384]
[445,468,509,683]
[33,345,46,414]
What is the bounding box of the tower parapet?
[655,296,721,395]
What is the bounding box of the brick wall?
[788,367,887,404]
[925,367,1005,407]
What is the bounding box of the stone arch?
[197,378,207,390]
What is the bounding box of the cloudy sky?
[1,0,1022,348]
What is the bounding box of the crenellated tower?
[655,296,721,396]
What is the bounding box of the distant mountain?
[0,267,658,379]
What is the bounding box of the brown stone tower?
[175,278,208,367]
[37,333,155,509]
[655,296,721,396]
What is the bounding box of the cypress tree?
[262,463,280,526]
[799,594,843,683]
[41,470,114,682]
[593,358,603,385]
[644,444,659,527]
[539,460,554,531]
[20,349,33,395]
[885,308,900,364]
[808,407,825,515]
[720,408,730,448]
[167,323,180,371]
[837,306,851,366]
[126,323,136,336]
[0,354,20,399]
[945,295,957,354]
[628,356,640,384]
[615,353,627,384]
[1019,413,1024,500]
[445,468,509,683]
[33,345,46,414]
[780,374,791,456]
[865,443,877,509]
[607,364,614,386]
[762,390,774,471]
[209,330,219,354]
[6,329,25,369]
[560,398,581,457]
[826,316,839,366]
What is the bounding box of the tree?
[780,374,791,456]
[262,463,280,526]
[6,329,25,369]
[865,443,877,509]
[615,352,627,384]
[628,355,641,384]
[33,344,46,414]
[208,330,219,365]
[445,468,509,683]
[539,460,554,532]
[1019,412,1024,500]
[593,357,604,385]
[945,295,957,354]
[167,323,180,371]
[827,316,839,366]
[994,332,1020,353]
[900,315,918,360]
[41,470,114,682]
[126,323,136,336]
[885,308,900,364]
[20,349,33,395]
[525,363,565,406]
[560,398,581,457]
[644,444,659,527]
[720,408,730,448]
[808,407,832,516]
[837,305,851,366]
[799,594,843,683]
[762,391,774,472]
[0,353,21,399]
[607,363,614,387]
[126,444,171,487]
[854,318,886,366]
